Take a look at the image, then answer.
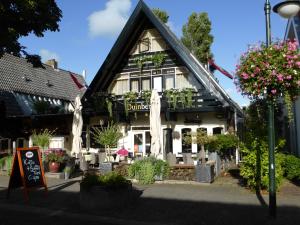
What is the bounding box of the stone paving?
[0,173,299,225]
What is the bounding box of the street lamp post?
[264,0,300,218]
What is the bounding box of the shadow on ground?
[0,180,299,225]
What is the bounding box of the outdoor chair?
[90,153,98,167]
[183,153,194,165]
[98,152,106,163]
[166,152,176,166]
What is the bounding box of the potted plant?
[31,129,55,162]
[80,172,141,210]
[235,39,300,121]
[45,151,64,173]
[91,121,122,173]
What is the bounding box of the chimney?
[82,70,86,80]
[45,59,58,69]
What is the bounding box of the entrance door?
[132,130,151,156]
[133,133,144,156]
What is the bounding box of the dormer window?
[139,38,150,53]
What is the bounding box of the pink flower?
[241,72,249,79]
[271,89,277,95]
[297,80,300,86]
[277,74,284,81]
[286,75,292,80]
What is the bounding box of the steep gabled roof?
[0,53,86,101]
[84,0,242,114]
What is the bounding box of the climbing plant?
[141,90,152,106]
[123,91,138,117]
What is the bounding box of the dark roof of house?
[0,53,86,101]
[83,0,242,115]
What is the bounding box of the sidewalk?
[0,174,299,225]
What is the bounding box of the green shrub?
[81,172,131,190]
[280,154,300,181]
[128,157,169,184]
[0,155,13,175]
[240,139,284,191]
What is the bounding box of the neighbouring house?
[282,13,300,156]
[82,1,243,159]
[0,54,86,155]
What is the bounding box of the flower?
[235,39,300,100]
[45,151,64,163]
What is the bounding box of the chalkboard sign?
[7,147,47,201]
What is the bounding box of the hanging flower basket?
[235,39,300,120]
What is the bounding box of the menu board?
[7,147,47,201]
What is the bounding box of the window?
[152,76,162,92]
[164,75,175,90]
[197,128,207,153]
[113,79,128,95]
[130,79,140,92]
[142,78,151,90]
[139,38,150,53]
[213,127,223,135]
[181,128,192,153]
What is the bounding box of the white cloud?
[39,49,60,62]
[88,0,131,38]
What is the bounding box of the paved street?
[0,174,299,225]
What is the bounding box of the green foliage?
[124,91,138,117]
[32,129,55,149]
[106,97,113,118]
[181,12,214,64]
[208,134,239,155]
[81,172,131,190]
[141,90,151,106]
[151,52,166,68]
[240,139,284,191]
[164,89,179,110]
[134,53,166,71]
[91,122,122,148]
[45,152,64,163]
[0,155,13,175]
[152,8,169,23]
[280,154,300,181]
[0,0,62,64]
[128,157,170,184]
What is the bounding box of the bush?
[240,139,284,191]
[81,172,131,190]
[280,154,300,181]
[128,157,169,184]
[0,155,13,175]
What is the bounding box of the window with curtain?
[142,78,151,90]
[152,76,162,92]
[164,75,175,90]
[130,79,139,92]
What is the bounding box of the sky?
[20,0,289,107]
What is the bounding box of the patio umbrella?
[116,147,129,156]
[71,95,83,156]
[150,89,161,157]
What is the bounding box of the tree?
[0,0,62,64]
[181,12,214,64]
[91,122,123,162]
[152,8,169,23]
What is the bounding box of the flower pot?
[49,162,60,173]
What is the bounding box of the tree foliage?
[152,8,169,23]
[181,12,213,64]
[0,0,62,63]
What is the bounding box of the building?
[0,54,86,154]
[282,13,300,156]
[82,1,243,158]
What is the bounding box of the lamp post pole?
[264,0,277,218]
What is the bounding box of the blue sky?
[20,0,289,107]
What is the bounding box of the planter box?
[80,184,141,211]
[195,163,215,183]
[98,162,113,174]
